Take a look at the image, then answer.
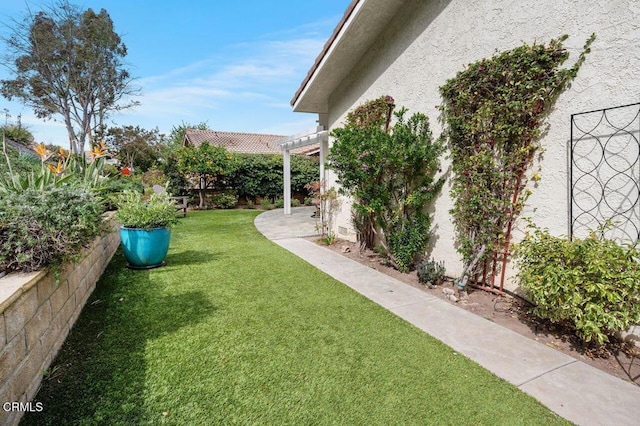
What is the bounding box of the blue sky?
[0,0,350,145]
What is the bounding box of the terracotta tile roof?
[183,129,318,155]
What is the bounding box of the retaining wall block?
[40,310,67,359]
[0,313,5,346]
[60,294,76,331]
[49,280,69,316]
[24,301,52,351]
[0,331,26,383]
[10,342,45,405]
[4,288,38,343]
[0,380,16,424]
[35,275,56,308]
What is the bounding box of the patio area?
[254,206,320,240]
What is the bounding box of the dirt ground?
[312,237,640,387]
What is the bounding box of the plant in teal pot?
[115,190,180,269]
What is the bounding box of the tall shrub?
[330,97,445,272]
[231,154,319,202]
[438,34,595,281]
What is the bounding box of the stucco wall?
[324,0,640,291]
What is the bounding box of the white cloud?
[130,26,328,134]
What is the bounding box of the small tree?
[330,97,445,272]
[1,1,139,155]
[166,121,210,151]
[176,142,237,208]
[105,125,164,172]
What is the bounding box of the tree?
[176,142,237,208]
[166,121,209,150]
[105,125,163,172]
[162,121,210,196]
[1,1,139,155]
[330,98,445,272]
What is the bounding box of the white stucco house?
[284,0,640,292]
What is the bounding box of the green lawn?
[23,210,569,425]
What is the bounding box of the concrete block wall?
[0,218,119,426]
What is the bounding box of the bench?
[153,185,188,217]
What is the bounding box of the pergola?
[279,126,329,215]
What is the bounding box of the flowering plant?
[1,135,110,194]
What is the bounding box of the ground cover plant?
[23,210,568,425]
[0,139,111,275]
[0,186,105,274]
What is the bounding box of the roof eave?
[291,0,406,114]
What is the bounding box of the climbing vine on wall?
[438,34,595,285]
[330,96,445,272]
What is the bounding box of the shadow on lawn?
[22,250,216,425]
[164,249,224,267]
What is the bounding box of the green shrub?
[142,168,167,188]
[388,214,432,273]
[0,142,115,197]
[417,258,446,286]
[514,222,640,345]
[330,99,445,272]
[271,198,301,209]
[163,153,191,196]
[2,125,34,145]
[0,187,106,274]
[260,198,274,210]
[211,192,238,209]
[232,154,319,201]
[100,177,144,210]
[0,146,39,176]
[114,191,180,230]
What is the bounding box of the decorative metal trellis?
[570,102,640,243]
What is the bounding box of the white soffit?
[292,0,406,114]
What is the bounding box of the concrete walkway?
[255,207,640,426]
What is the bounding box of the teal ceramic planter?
[120,227,170,269]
